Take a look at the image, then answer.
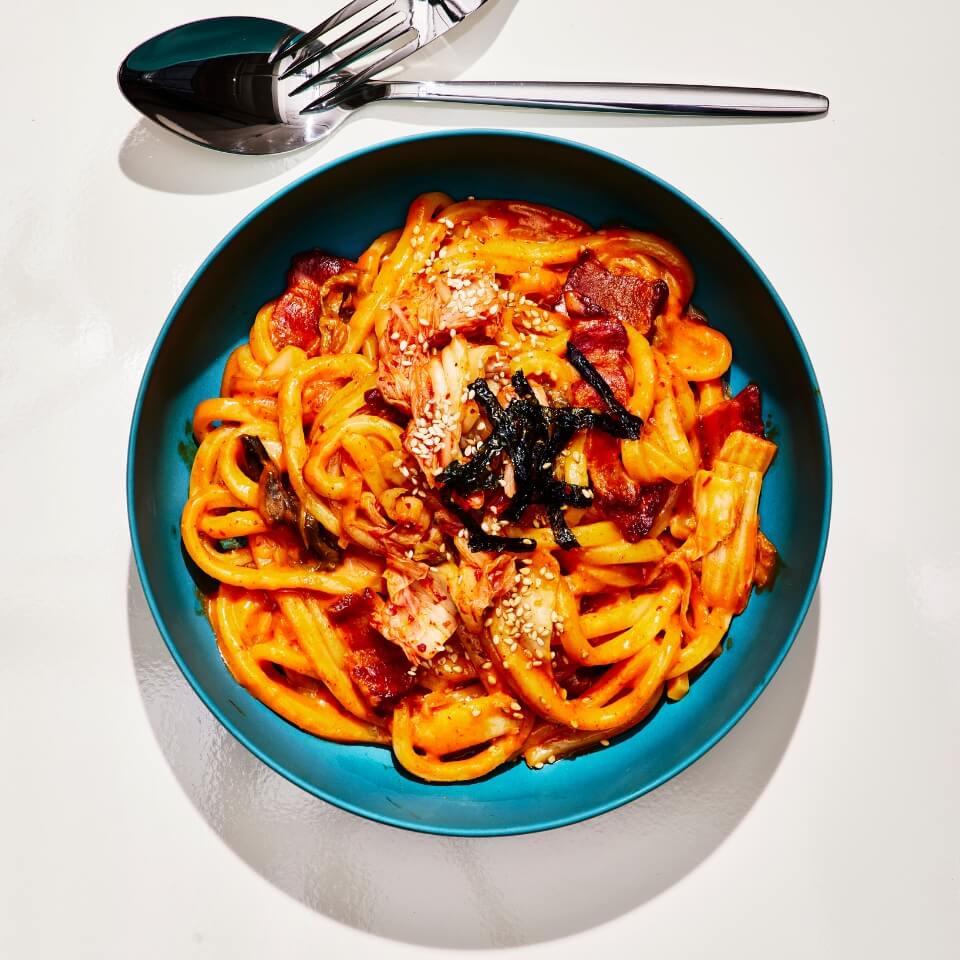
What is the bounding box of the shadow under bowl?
[127,130,831,836]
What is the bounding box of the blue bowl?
[128,131,831,836]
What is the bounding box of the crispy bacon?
[327,589,414,710]
[270,251,353,353]
[617,483,674,541]
[697,383,765,467]
[568,316,631,408]
[587,431,673,541]
[563,253,668,335]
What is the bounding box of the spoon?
[118,16,829,156]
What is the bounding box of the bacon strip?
[587,431,673,541]
[270,251,353,353]
[697,383,765,467]
[327,590,414,710]
[568,316,631,408]
[563,253,668,335]
[564,273,670,539]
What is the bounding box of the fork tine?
[280,2,399,83]
[300,34,420,112]
[271,0,381,65]
[289,20,412,99]
[299,34,419,113]
[267,28,300,65]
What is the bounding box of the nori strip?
[441,494,537,554]
[565,342,644,439]
[437,349,646,553]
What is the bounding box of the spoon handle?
[383,80,828,117]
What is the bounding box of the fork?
[270,0,489,114]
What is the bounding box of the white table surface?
[2,0,958,956]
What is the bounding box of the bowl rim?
[127,128,832,836]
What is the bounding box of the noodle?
[180,196,778,781]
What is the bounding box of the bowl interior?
[129,132,829,836]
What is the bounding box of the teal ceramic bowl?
[128,131,830,836]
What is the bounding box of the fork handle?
[383,80,828,117]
